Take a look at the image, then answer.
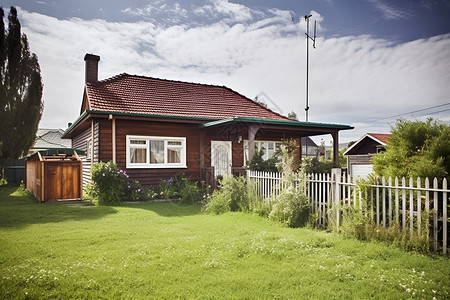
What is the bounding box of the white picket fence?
[247,169,449,254]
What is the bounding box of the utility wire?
[372,102,450,122]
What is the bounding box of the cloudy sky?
[2,0,450,144]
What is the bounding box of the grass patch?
[1,186,449,299]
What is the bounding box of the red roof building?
[64,54,353,188]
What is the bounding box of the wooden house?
[62,54,353,187]
[343,133,391,178]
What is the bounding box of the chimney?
[84,53,100,83]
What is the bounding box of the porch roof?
[198,116,353,132]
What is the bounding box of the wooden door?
[62,164,81,199]
[44,163,62,201]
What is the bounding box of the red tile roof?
[368,133,391,144]
[85,73,290,121]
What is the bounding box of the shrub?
[86,161,157,204]
[203,175,249,213]
[247,149,279,172]
[158,178,179,199]
[179,181,201,204]
[87,162,127,205]
[124,180,157,202]
[157,173,208,203]
[269,143,310,227]
[222,176,249,212]
[302,157,334,174]
[202,191,229,214]
[269,185,310,228]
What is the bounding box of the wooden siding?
[26,156,41,199]
[70,117,309,187]
[72,120,99,188]
[100,119,202,186]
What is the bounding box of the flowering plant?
[88,161,128,204]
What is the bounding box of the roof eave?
[198,116,354,130]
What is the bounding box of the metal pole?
[305,15,310,122]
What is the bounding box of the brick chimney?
[84,53,100,83]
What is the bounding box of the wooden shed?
[25,149,84,202]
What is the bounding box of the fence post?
[417,177,422,237]
[443,178,447,255]
[409,177,414,235]
[376,177,380,227]
[388,177,392,227]
[425,177,430,245]
[331,168,341,230]
[433,177,438,252]
[394,177,399,226]
[318,173,322,226]
[402,177,406,231]
[382,176,386,228]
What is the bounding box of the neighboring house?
[31,129,72,152]
[3,129,72,184]
[62,54,353,187]
[343,133,391,179]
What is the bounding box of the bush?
[247,149,279,172]
[86,161,158,204]
[269,185,310,228]
[157,173,209,203]
[269,142,311,228]
[202,191,229,214]
[158,178,179,199]
[203,175,249,213]
[302,157,334,174]
[87,162,127,205]
[179,181,201,204]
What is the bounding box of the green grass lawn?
[1,186,449,299]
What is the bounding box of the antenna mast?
[304,15,316,122]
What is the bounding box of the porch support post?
[111,115,116,164]
[247,125,259,162]
[331,131,339,167]
[199,131,205,175]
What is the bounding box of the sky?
[2,0,450,145]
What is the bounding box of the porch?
[198,116,353,187]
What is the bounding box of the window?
[86,138,92,160]
[126,136,186,168]
[243,140,282,165]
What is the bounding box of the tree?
[288,111,298,120]
[371,118,450,179]
[0,6,43,162]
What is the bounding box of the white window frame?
[86,138,92,160]
[243,140,282,165]
[126,135,187,169]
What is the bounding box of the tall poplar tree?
[0,6,43,163]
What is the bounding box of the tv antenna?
[304,14,316,122]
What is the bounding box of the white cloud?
[367,0,414,20]
[16,4,450,143]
